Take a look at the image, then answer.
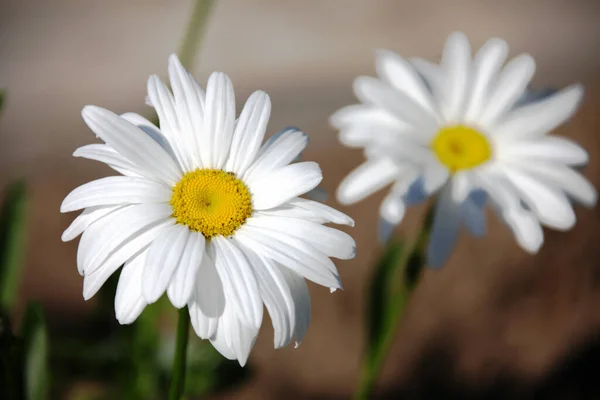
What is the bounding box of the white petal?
[226,91,271,175]
[450,171,472,202]
[243,128,308,183]
[78,203,173,276]
[120,112,178,161]
[329,104,405,131]
[478,54,536,128]
[501,165,576,230]
[375,49,439,119]
[247,215,356,260]
[492,84,584,140]
[167,231,205,308]
[496,136,589,166]
[380,190,406,225]
[336,158,399,205]
[440,32,472,123]
[203,72,236,169]
[62,205,122,243]
[143,224,190,304]
[501,207,544,253]
[115,250,147,324]
[461,191,487,237]
[73,144,141,177]
[81,106,182,184]
[61,176,171,212]
[353,76,438,134]
[427,185,461,268]
[463,38,509,123]
[192,250,225,319]
[422,161,450,194]
[188,301,218,340]
[410,57,444,98]
[147,75,191,171]
[82,218,173,300]
[286,198,354,226]
[168,54,204,168]
[506,161,596,207]
[212,237,263,329]
[278,266,311,346]
[238,243,295,349]
[235,226,342,289]
[249,162,322,210]
[210,304,258,367]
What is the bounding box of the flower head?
[61,54,355,365]
[332,32,595,267]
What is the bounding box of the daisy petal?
[238,244,295,349]
[329,104,405,131]
[493,84,584,139]
[115,250,147,324]
[497,136,589,166]
[81,106,182,184]
[120,112,177,160]
[188,300,218,340]
[337,158,399,205]
[142,224,190,304]
[82,218,173,300]
[73,144,141,177]
[440,32,471,123]
[479,54,536,128]
[247,215,356,260]
[375,49,438,118]
[287,198,354,226]
[410,57,444,97]
[278,266,311,346]
[461,191,487,237]
[193,251,225,318]
[501,207,544,253]
[249,162,322,210]
[147,75,191,171]
[61,176,171,212]
[236,226,341,290]
[210,304,258,367]
[62,205,122,243]
[226,91,271,175]
[167,231,205,308]
[168,54,204,168]
[203,72,236,169]
[78,204,173,276]
[507,161,596,207]
[244,128,308,182]
[501,165,576,230]
[212,237,263,329]
[353,76,438,134]
[463,38,509,123]
[427,185,461,268]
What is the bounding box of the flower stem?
[178,0,216,70]
[168,307,191,400]
[354,207,434,400]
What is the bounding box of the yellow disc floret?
[431,125,492,172]
[170,169,253,238]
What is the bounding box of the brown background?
[1,0,600,398]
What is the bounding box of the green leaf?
[0,313,23,400]
[0,180,28,311]
[20,302,49,400]
[0,90,5,113]
[366,240,405,348]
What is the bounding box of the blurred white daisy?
[331,32,595,268]
[61,54,355,366]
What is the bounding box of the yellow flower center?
[431,125,492,172]
[170,169,253,238]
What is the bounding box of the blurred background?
[1,0,600,398]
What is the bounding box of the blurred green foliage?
[0,181,28,312]
[21,303,49,400]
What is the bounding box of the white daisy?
[331,32,596,268]
[61,54,355,366]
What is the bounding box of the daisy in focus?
[331,32,596,268]
[61,55,355,365]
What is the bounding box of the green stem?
[354,206,434,400]
[168,307,190,400]
[178,0,215,70]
